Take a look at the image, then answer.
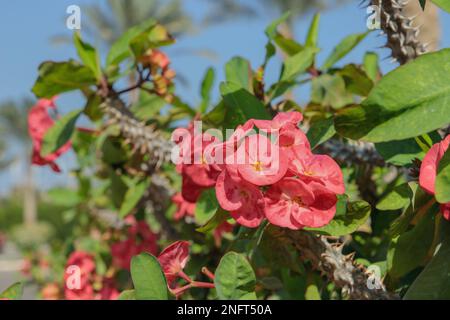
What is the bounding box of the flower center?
[303,170,315,176]
[292,196,305,207]
[252,161,263,172]
[239,190,249,199]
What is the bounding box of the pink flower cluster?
[64,251,119,300]
[110,218,158,270]
[28,98,71,172]
[173,112,344,230]
[419,135,450,220]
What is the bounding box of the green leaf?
[273,36,304,56]
[106,19,156,66]
[225,57,253,92]
[32,61,97,98]
[84,92,103,121]
[306,198,371,236]
[0,282,23,300]
[376,140,423,166]
[305,13,320,48]
[305,283,321,300]
[436,148,450,203]
[200,67,215,113]
[196,208,230,233]
[414,134,434,152]
[214,252,256,300]
[404,227,450,299]
[335,49,450,142]
[375,132,440,166]
[203,101,226,127]
[306,117,336,149]
[41,109,82,157]
[100,137,128,165]
[337,64,374,96]
[321,32,369,70]
[363,51,379,82]
[118,290,136,300]
[109,170,128,209]
[387,212,435,279]
[195,188,219,225]
[432,0,450,13]
[264,13,303,57]
[281,47,319,82]
[311,74,353,109]
[389,184,433,237]
[265,12,291,39]
[220,82,270,129]
[376,183,413,211]
[129,24,174,58]
[131,91,165,121]
[119,179,150,218]
[73,32,102,80]
[47,188,81,207]
[131,253,168,300]
[263,41,276,66]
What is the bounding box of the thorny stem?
[270,227,399,300]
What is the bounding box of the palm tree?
[262,0,349,38]
[82,0,194,46]
[204,0,349,39]
[0,98,36,226]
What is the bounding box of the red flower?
[150,49,171,70]
[97,278,120,300]
[215,169,265,228]
[64,251,96,300]
[236,134,288,186]
[440,203,450,220]
[419,135,450,219]
[172,192,196,221]
[174,125,221,201]
[419,135,450,195]
[253,111,303,130]
[111,219,158,270]
[204,120,255,170]
[181,173,205,203]
[157,241,190,286]
[28,98,71,172]
[290,154,345,194]
[173,111,345,231]
[264,178,337,230]
[254,112,310,161]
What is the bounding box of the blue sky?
[0,0,449,194]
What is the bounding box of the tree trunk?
[404,0,441,52]
[23,162,37,226]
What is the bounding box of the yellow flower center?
[292,196,305,207]
[252,161,263,172]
